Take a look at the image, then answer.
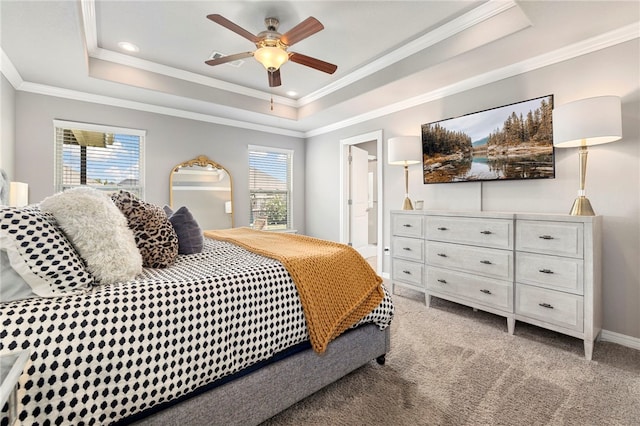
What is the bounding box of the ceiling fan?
[205,14,338,88]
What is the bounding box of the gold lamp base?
[402,197,414,210]
[569,196,595,216]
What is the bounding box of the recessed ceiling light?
[286,91,297,97]
[118,41,139,53]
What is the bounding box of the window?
[248,145,293,230]
[54,120,145,197]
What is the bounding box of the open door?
[349,145,369,254]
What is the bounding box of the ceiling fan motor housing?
[264,17,280,31]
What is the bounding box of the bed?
[0,188,393,425]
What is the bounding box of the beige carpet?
[262,287,640,425]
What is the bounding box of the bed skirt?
[129,324,390,426]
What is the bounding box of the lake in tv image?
[422,95,555,184]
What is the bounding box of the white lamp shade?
[388,136,422,165]
[9,182,28,207]
[553,96,622,148]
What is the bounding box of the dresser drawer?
[515,284,583,332]
[516,220,584,258]
[392,259,423,287]
[392,214,423,238]
[426,267,513,311]
[516,252,583,294]
[426,216,513,250]
[392,236,423,262]
[426,241,513,281]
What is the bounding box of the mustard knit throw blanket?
[204,228,384,353]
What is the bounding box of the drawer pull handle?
[402,270,412,275]
[437,253,447,258]
[539,303,554,309]
[480,260,493,265]
[402,224,413,228]
[539,269,554,274]
[480,230,493,235]
[480,289,492,295]
[539,235,554,240]
[402,247,412,251]
[437,227,448,231]
[437,279,447,284]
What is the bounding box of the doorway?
[339,130,383,274]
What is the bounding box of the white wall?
[306,40,640,340]
[13,93,306,232]
[0,75,16,178]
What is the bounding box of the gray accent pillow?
[164,205,204,255]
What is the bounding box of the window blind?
[54,120,145,197]
[248,146,293,230]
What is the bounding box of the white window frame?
[248,144,294,230]
[53,119,146,197]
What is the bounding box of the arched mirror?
[170,155,233,230]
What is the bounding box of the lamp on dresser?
[388,136,422,210]
[552,96,622,215]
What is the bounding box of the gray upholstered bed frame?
[132,324,390,425]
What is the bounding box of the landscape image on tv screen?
[421,95,555,184]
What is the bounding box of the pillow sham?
[0,205,93,298]
[164,205,204,255]
[111,191,178,268]
[0,248,37,302]
[40,187,143,284]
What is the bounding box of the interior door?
[349,145,369,254]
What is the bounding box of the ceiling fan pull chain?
[270,96,274,111]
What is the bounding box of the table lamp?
[552,96,622,216]
[388,136,422,210]
[9,182,28,207]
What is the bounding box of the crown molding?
[0,49,24,89]
[298,0,520,107]
[17,81,305,138]
[305,22,640,138]
[89,47,298,108]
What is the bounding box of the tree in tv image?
[422,95,554,184]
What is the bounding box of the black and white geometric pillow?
[0,205,93,297]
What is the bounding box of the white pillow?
[40,187,142,284]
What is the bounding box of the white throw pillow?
[40,187,142,284]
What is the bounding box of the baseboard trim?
[599,330,640,351]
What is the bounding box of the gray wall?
[1,75,16,179]
[305,40,640,339]
[13,93,306,232]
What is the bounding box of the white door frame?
[339,130,384,274]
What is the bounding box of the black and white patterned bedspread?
[0,238,394,425]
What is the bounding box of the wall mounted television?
[421,95,555,184]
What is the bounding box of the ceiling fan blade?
[268,69,282,87]
[207,14,259,43]
[280,17,324,46]
[205,52,253,66]
[289,52,337,74]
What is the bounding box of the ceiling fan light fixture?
[254,46,289,71]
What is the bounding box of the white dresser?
[390,210,602,360]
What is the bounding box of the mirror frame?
[169,155,234,228]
